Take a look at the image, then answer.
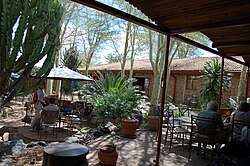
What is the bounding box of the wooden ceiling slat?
[126,0,250,66]
[169,19,250,34]
[129,0,240,20]
[75,0,250,67]
[212,41,250,48]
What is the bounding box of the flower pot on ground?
[148,104,160,132]
[148,116,159,131]
[121,119,138,138]
[98,144,118,165]
[98,131,118,165]
[220,108,234,118]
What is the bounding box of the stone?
[93,130,104,137]
[1,140,26,155]
[12,140,26,154]
[37,141,47,147]
[64,136,78,143]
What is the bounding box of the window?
[186,75,198,90]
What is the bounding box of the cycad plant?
[82,70,142,122]
[199,59,231,107]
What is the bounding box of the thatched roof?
[80,57,242,72]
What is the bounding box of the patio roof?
[125,0,250,67]
[72,0,250,67]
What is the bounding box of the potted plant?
[82,70,142,138]
[148,104,160,131]
[220,99,235,119]
[98,131,118,165]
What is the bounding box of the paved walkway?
[87,129,210,166]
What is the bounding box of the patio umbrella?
[47,66,93,81]
[47,66,93,102]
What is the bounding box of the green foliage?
[82,70,127,101]
[0,0,64,106]
[140,116,149,129]
[199,59,231,107]
[62,47,82,94]
[109,131,117,147]
[81,70,142,122]
[148,105,160,116]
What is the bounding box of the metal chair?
[217,119,250,165]
[188,115,217,161]
[164,109,190,151]
[38,109,59,139]
[178,104,190,117]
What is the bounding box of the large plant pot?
[148,116,159,132]
[220,108,234,118]
[122,119,138,138]
[98,144,118,165]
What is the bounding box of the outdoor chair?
[215,119,250,165]
[38,109,59,139]
[178,104,190,117]
[188,115,217,161]
[164,109,190,151]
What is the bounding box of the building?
[79,57,244,106]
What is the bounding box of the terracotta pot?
[122,119,138,138]
[220,108,234,117]
[98,144,118,165]
[148,116,159,131]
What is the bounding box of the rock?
[105,121,117,132]
[26,141,47,148]
[65,136,78,143]
[3,132,9,142]
[1,140,26,155]
[93,130,104,137]
[37,141,47,147]
[26,142,38,148]
[12,140,26,154]
[90,116,101,125]
[98,121,117,134]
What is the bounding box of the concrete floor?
[86,129,211,166]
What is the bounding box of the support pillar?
[245,67,250,101]
[218,56,225,113]
[155,34,170,166]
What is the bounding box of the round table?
[42,142,89,166]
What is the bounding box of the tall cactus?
[0,0,64,106]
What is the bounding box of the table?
[178,116,191,123]
[43,142,89,166]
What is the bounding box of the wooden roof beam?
[224,53,250,57]
[212,41,250,48]
[71,0,168,34]
[71,0,249,67]
[170,19,250,34]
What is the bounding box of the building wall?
[83,69,247,107]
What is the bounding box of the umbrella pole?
[60,80,63,106]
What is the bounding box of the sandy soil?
[0,100,47,165]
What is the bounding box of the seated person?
[231,102,250,140]
[198,101,230,149]
[41,97,60,124]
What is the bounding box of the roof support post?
[245,67,250,101]
[155,34,170,166]
[218,56,225,113]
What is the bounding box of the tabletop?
[44,142,89,157]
